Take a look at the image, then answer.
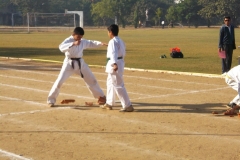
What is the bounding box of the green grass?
[0,28,240,74]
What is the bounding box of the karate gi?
[225,65,240,105]
[105,36,131,108]
[47,36,105,104]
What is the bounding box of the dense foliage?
[0,0,239,27]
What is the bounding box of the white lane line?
[0,70,191,92]
[83,111,240,144]
[0,96,46,106]
[0,96,238,159]
[86,135,185,160]
[131,86,230,100]
[0,81,229,102]
[120,74,224,87]
[0,83,94,100]
[1,75,176,96]
[0,95,71,117]
[0,60,223,79]
[0,149,32,160]
[2,113,186,160]
[0,108,68,117]
[0,66,225,87]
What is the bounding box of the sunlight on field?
[0,28,239,74]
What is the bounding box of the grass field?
[0,28,240,74]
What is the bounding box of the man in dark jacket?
[218,16,236,74]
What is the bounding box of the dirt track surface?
[1,59,240,160]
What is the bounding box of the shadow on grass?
[0,47,106,71]
[0,47,106,59]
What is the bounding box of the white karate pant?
[47,59,105,104]
[225,76,240,105]
[106,60,131,109]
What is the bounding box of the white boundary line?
[0,74,188,96]
[0,83,94,100]
[131,86,230,100]
[0,62,229,101]
[0,65,225,87]
[0,95,46,106]
[0,57,238,160]
[0,149,32,160]
[0,56,224,78]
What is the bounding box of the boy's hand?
[112,63,118,71]
[101,42,108,46]
[73,40,81,46]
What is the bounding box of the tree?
[133,6,139,28]
[165,5,180,23]
[198,0,217,27]
[154,7,162,26]
[166,0,202,27]
[182,0,202,27]
[91,0,116,26]
[199,0,240,27]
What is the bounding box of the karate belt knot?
[70,58,84,78]
[106,57,123,63]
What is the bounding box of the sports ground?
[1,58,240,160]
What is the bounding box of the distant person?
[47,27,107,107]
[218,16,236,75]
[161,21,165,29]
[224,65,240,115]
[138,20,142,28]
[100,24,134,112]
[170,21,173,28]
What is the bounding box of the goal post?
[65,10,83,28]
[26,11,83,33]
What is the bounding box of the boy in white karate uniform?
[100,24,134,112]
[224,65,240,115]
[47,27,107,107]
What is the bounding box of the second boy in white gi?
[100,24,133,112]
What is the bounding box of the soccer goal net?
[27,13,77,32]
[0,11,83,33]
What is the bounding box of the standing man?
[47,27,107,107]
[100,24,134,112]
[218,16,236,75]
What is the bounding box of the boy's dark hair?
[73,27,84,35]
[224,16,231,20]
[107,24,118,36]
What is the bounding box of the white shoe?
[221,72,227,76]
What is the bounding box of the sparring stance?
[47,27,106,107]
[224,65,240,115]
[100,24,134,112]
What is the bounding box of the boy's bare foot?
[98,96,106,105]
[224,105,240,115]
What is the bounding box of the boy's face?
[72,34,83,41]
[108,31,113,39]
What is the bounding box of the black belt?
[106,57,122,63]
[70,58,84,78]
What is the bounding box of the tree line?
[0,0,239,27]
